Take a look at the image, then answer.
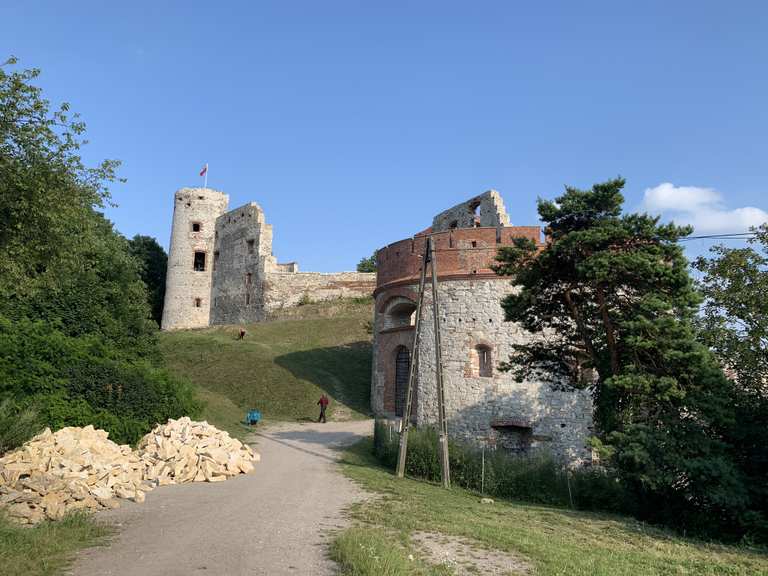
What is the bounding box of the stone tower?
[161,187,229,331]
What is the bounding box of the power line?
[679,232,757,242]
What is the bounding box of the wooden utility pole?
[396,236,451,488]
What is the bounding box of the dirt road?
[72,420,373,576]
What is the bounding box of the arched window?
[382,297,417,331]
[476,344,492,377]
[394,346,410,417]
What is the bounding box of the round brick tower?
[161,187,229,331]
[371,191,594,464]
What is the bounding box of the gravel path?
[71,420,373,576]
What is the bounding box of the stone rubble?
[138,417,259,485]
[0,417,259,525]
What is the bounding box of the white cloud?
[641,183,768,234]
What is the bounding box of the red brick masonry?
[375,226,543,294]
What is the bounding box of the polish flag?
[199,163,208,177]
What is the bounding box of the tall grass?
[373,419,628,512]
[0,399,42,456]
[0,510,110,576]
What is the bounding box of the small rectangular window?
[245,272,252,286]
[245,292,251,305]
[247,239,255,254]
[192,222,201,232]
[477,345,492,377]
[194,298,202,308]
[213,251,219,270]
[193,251,206,271]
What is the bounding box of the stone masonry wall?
[210,203,273,325]
[262,271,375,314]
[431,189,511,232]
[206,198,375,325]
[161,188,228,331]
[373,278,593,464]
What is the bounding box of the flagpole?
[204,165,208,189]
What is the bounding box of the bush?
[0,399,42,455]
[373,420,629,513]
[0,315,201,446]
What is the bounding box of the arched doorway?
[394,345,410,417]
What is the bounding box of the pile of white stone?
[139,417,258,485]
[0,418,259,524]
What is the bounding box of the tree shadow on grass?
[274,341,373,417]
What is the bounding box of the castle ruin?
[161,188,376,331]
[371,190,594,464]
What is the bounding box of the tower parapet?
[161,187,229,331]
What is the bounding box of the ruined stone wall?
[431,189,511,232]
[161,188,228,331]
[207,199,375,325]
[210,203,273,325]
[262,271,375,314]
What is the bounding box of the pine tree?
[494,178,753,537]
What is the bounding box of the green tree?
[493,178,754,539]
[0,58,199,447]
[0,57,120,303]
[357,252,377,273]
[694,225,768,538]
[128,235,168,326]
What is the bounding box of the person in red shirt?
[317,394,329,423]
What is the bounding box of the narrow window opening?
[394,346,411,417]
[246,272,252,286]
[213,251,220,270]
[247,239,255,254]
[193,251,206,271]
[194,298,202,308]
[476,345,492,377]
[471,240,477,248]
[469,199,481,227]
[245,292,251,305]
[192,222,201,232]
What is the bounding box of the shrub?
[0,315,201,446]
[0,399,42,455]
[373,420,629,513]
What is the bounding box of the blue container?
[246,410,262,425]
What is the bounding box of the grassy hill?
[160,299,373,436]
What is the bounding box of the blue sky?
[4,1,767,271]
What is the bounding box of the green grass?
[160,298,373,434]
[331,526,452,576]
[0,511,110,576]
[336,439,768,576]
